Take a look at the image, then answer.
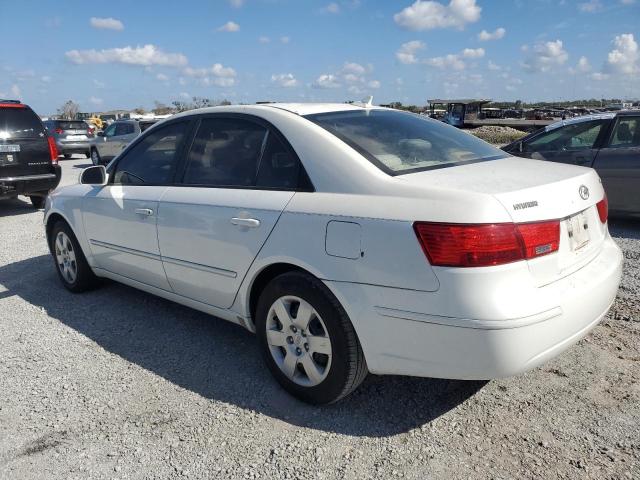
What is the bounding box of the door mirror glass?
[80,165,107,185]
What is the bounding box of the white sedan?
[44,103,623,404]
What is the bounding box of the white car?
[44,103,623,404]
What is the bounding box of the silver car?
[90,119,156,165]
[44,119,94,159]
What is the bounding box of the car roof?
[168,103,385,120]
[545,112,617,131]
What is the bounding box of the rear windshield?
[0,107,45,139]
[56,121,88,130]
[139,121,157,132]
[305,109,505,175]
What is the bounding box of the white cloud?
[217,21,240,32]
[41,75,52,83]
[179,92,191,99]
[324,2,340,13]
[10,84,21,99]
[280,36,290,44]
[605,33,639,74]
[396,40,426,64]
[342,62,368,75]
[578,0,602,12]
[478,27,505,41]
[570,56,592,73]
[156,73,169,81]
[89,96,103,105]
[66,44,188,67]
[462,47,484,58]
[425,54,465,70]
[93,79,105,88]
[259,36,270,43]
[271,73,298,87]
[90,17,124,31]
[521,39,568,72]
[591,72,609,81]
[367,80,381,89]
[394,0,481,31]
[183,63,237,87]
[312,74,341,88]
[178,77,186,85]
[487,60,501,70]
[229,0,244,7]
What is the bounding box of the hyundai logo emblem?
[579,185,590,200]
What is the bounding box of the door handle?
[231,217,260,228]
[134,208,154,216]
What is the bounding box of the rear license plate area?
[0,153,19,166]
[566,211,590,251]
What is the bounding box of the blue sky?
[1,0,638,114]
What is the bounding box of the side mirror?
[80,165,107,186]
[97,131,105,137]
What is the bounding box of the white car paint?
[45,103,623,381]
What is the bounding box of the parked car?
[44,104,622,404]
[90,119,156,165]
[0,100,61,209]
[44,119,94,159]
[503,110,640,217]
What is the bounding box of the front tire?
[256,271,368,404]
[63,153,72,159]
[49,221,100,293]
[90,148,101,166]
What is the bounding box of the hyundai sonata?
[44,103,623,404]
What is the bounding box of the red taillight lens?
[0,103,26,108]
[54,128,63,134]
[414,221,560,268]
[596,195,608,223]
[47,136,58,164]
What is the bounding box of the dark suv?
[0,100,61,208]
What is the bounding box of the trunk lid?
[399,157,607,285]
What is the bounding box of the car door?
[156,115,307,309]
[519,119,608,166]
[97,123,117,158]
[82,120,190,290]
[112,122,137,156]
[592,115,640,214]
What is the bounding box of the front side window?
[609,117,640,148]
[525,120,605,153]
[182,118,267,187]
[306,109,504,175]
[112,121,187,185]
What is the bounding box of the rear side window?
[115,123,134,136]
[112,122,187,185]
[0,107,45,139]
[256,133,301,189]
[609,117,640,148]
[525,120,605,152]
[306,109,504,175]
[182,118,267,187]
[139,121,156,132]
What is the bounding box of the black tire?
[63,153,72,159]
[256,271,368,404]
[49,220,100,293]
[90,148,101,166]
[29,196,45,209]
[85,151,91,158]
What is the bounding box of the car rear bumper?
[0,166,61,198]
[325,234,623,379]
[56,140,92,154]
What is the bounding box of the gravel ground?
[1,157,638,480]
[467,126,527,145]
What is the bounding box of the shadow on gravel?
[0,197,35,217]
[609,218,640,240]
[71,163,93,169]
[0,254,486,437]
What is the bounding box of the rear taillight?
[54,128,63,134]
[596,195,608,224]
[47,136,58,164]
[414,221,560,268]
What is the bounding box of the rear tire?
[29,196,45,209]
[49,221,100,293]
[256,271,368,404]
[85,151,91,158]
[90,148,101,166]
[63,153,72,159]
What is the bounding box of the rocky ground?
[468,125,528,145]
[0,157,638,479]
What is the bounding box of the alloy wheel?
[54,231,78,284]
[265,295,332,387]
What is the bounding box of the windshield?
[57,121,88,130]
[0,107,45,139]
[305,109,505,175]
